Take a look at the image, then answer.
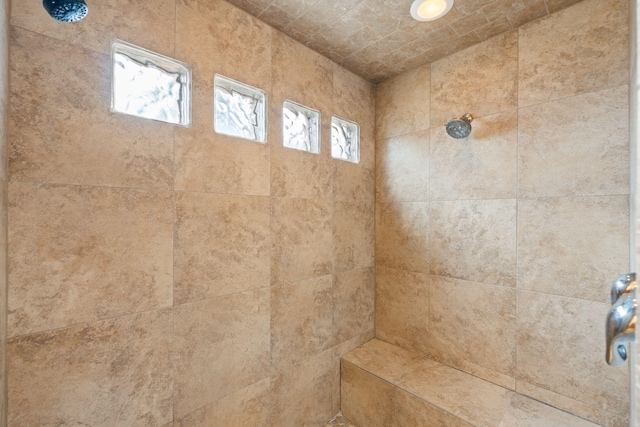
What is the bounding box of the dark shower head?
[445,114,473,139]
[43,0,88,23]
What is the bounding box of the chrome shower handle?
[610,273,636,305]
[605,287,637,366]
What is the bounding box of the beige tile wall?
[0,0,7,425]
[6,0,374,425]
[374,0,631,425]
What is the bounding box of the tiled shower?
[0,0,635,426]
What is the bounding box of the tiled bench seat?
[340,339,600,427]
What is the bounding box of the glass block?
[331,116,360,163]
[282,100,320,154]
[214,75,267,143]
[111,40,191,127]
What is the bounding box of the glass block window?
[331,116,360,163]
[214,75,267,143]
[111,40,191,127]
[282,100,320,154]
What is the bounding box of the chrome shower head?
[445,114,473,139]
[43,0,88,23]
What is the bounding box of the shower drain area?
[340,340,601,427]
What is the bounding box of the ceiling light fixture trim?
[410,0,454,22]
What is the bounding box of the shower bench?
[340,339,601,427]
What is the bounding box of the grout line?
[7,305,174,341]
[514,22,521,400]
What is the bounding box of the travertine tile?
[375,63,430,140]
[474,17,513,42]
[518,0,628,106]
[270,34,334,201]
[518,86,629,198]
[342,339,424,385]
[332,65,375,204]
[8,182,173,337]
[271,197,333,285]
[398,359,513,427]
[430,199,517,287]
[376,202,429,273]
[332,62,375,162]
[7,309,173,426]
[498,394,601,427]
[425,345,516,390]
[429,276,516,377]
[333,160,375,205]
[395,389,473,427]
[516,291,629,418]
[331,331,375,415]
[516,381,628,427]
[431,31,518,126]
[333,268,375,343]
[175,83,270,196]
[173,289,270,418]
[228,0,587,84]
[271,349,334,427]
[430,110,517,200]
[518,196,629,302]
[0,0,6,422]
[177,0,272,88]
[376,129,430,203]
[270,132,334,200]
[506,0,547,28]
[375,329,431,359]
[271,275,334,370]
[340,361,396,427]
[9,28,173,189]
[11,0,175,56]
[272,31,334,118]
[545,0,584,14]
[333,201,374,272]
[174,192,270,304]
[375,267,430,346]
[175,379,271,427]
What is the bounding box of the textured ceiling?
[226,0,584,82]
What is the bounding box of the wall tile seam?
[374,265,430,275]
[270,345,335,378]
[428,106,521,129]
[269,270,340,289]
[515,82,631,111]
[515,378,629,422]
[515,193,632,201]
[7,24,114,59]
[5,304,174,341]
[374,329,427,352]
[333,264,376,276]
[171,376,271,425]
[2,1,10,425]
[396,274,623,306]
[374,194,632,205]
[374,104,520,141]
[428,273,517,290]
[429,197,520,203]
[514,288,613,305]
[6,178,176,193]
[174,284,272,309]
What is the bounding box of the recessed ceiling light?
[410,0,454,22]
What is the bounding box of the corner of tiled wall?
[374,0,631,425]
